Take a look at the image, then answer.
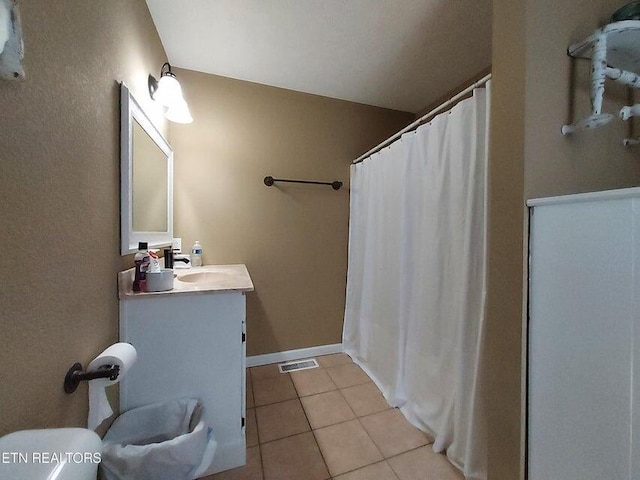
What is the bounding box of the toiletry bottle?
[191,240,203,267]
[148,250,161,273]
[133,242,150,293]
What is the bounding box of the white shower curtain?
[343,85,489,480]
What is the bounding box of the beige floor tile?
[253,375,298,406]
[300,390,356,429]
[250,363,283,381]
[291,368,337,397]
[314,419,383,476]
[247,374,255,409]
[334,461,399,480]
[326,364,371,389]
[261,431,330,480]
[205,445,263,480]
[387,446,464,480]
[246,408,258,447]
[255,399,310,443]
[359,409,429,458]
[317,353,353,368]
[341,382,390,417]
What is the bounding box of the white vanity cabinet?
[118,265,253,476]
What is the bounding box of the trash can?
[100,398,217,480]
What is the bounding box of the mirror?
[120,83,173,255]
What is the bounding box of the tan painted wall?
[524,0,640,198]
[0,1,166,436]
[485,1,526,478]
[170,69,414,356]
[487,1,640,478]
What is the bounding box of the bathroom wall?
[171,69,413,356]
[524,0,640,198]
[0,1,166,436]
[485,0,526,477]
[487,0,640,478]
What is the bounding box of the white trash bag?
[100,398,217,480]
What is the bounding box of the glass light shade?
[153,74,184,107]
[165,99,193,124]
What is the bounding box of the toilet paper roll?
[87,342,137,430]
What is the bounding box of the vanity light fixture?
[165,98,193,124]
[148,62,193,124]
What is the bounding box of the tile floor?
[204,353,463,480]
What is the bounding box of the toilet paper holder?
[63,362,120,394]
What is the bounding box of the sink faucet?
[163,249,174,268]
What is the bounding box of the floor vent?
[278,358,319,373]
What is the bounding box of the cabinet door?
[528,196,638,480]
[120,291,246,474]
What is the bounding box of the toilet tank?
[0,428,102,480]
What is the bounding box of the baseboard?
[246,343,343,367]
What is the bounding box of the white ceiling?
[145,0,492,113]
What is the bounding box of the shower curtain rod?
[352,73,492,164]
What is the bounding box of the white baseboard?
[247,343,343,367]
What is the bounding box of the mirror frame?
[120,82,174,255]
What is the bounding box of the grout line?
[297,365,388,477]
[251,373,297,408]
[308,410,382,433]
[355,407,434,461]
[247,358,454,479]
[384,443,439,478]
[333,459,392,478]
[295,385,339,399]
[250,356,398,478]
[282,374,392,434]
[335,385,358,421]
[379,436,430,461]
[247,369,266,479]
[290,368,332,479]
[253,396,299,408]
[257,428,313,446]
[332,444,436,478]
[355,414,384,461]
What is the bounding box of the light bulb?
[153,74,184,107]
[165,99,193,124]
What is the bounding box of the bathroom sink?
[178,271,234,283]
[119,264,253,297]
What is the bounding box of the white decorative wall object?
[0,0,24,80]
[562,20,640,145]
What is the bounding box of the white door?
[527,189,640,480]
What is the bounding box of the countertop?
[118,264,254,299]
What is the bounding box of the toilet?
[0,428,102,480]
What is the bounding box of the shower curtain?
[343,84,489,480]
